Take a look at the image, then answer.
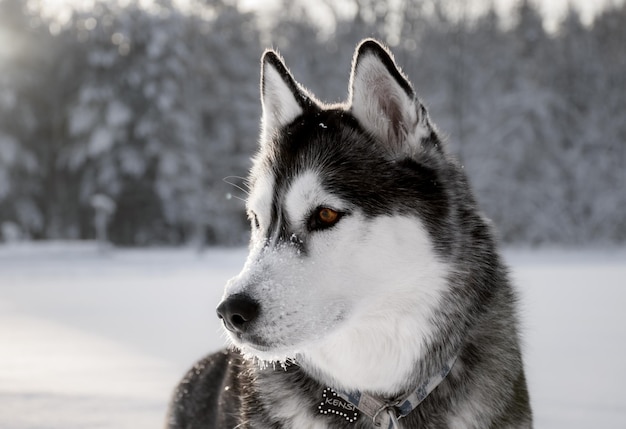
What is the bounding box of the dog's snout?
[216,294,260,333]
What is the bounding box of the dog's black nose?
[216,294,260,333]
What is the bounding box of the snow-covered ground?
[0,242,624,428]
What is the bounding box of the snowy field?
[0,242,625,428]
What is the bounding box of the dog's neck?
[250,352,458,429]
[261,354,459,428]
[329,355,457,428]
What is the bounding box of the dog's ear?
[260,50,309,142]
[349,39,432,155]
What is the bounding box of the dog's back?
[167,350,240,428]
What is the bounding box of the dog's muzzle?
[216,293,260,334]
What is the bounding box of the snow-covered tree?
[1,0,624,246]
[59,0,260,245]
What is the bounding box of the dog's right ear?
[260,50,308,142]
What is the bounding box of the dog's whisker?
[223,176,250,196]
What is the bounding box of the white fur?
[284,170,346,229]
[447,399,488,428]
[224,169,451,396]
[261,62,303,143]
[275,395,327,429]
[297,215,450,395]
[247,169,275,233]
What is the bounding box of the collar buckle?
[372,403,401,428]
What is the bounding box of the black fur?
[166,39,532,428]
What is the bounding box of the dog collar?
[327,356,457,428]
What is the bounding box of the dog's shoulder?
[166,348,246,429]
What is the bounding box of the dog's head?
[217,40,458,394]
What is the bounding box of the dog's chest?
[258,385,391,429]
[271,394,328,429]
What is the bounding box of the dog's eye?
[318,208,339,224]
[309,207,342,231]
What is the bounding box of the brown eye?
[318,208,339,224]
[308,207,343,232]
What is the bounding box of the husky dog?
[167,39,532,428]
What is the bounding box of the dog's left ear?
[260,50,311,143]
[349,39,431,155]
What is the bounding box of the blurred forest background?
[0,0,624,247]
